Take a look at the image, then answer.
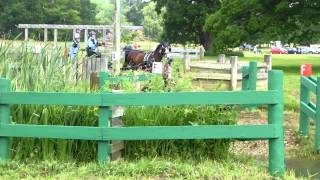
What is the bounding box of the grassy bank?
[0,157,300,179]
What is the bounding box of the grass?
[0,157,301,179]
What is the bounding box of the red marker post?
[301,64,312,76]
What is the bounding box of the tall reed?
[0,41,97,162]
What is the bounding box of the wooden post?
[0,78,11,161]
[315,77,320,151]
[103,29,107,41]
[44,28,48,42]
[268,70,285,176]
[84,29,88,44]
[184,55,191,72]
[299,77,310,136]
[264,55,272,71]
[24,28,28,41]
[73,29,76,39]
[199,46,205,60]
[230,56,238,90]
[98,72,112,163]
[54,29,58,46]
[217,54,226,63]
[115,0,121,54]
[113,0,121,75]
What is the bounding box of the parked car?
[310,47,320,54]
[297,46,320,54]
[271,47,288,54]
[284,47,297,54]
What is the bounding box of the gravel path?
[230,110,299,157]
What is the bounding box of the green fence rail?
[0,70,284,176]
[99,72,157,87]
[299,76,320,151]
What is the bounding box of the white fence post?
[230,56,238,90]
[264,55,272,71]
[217,54,226,63]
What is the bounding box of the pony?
[122,42,172,72]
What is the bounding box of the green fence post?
[315,77,320,151]
[242,66,249,90]
[299,77,310,136]
[242,62,257,109]
[98,72,112,163]
[268,70,285,176]
[0,78,11,161]
[248,61,257,91]
[99,72,109,92]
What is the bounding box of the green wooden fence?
[299,76,320,151]
[242,61,258,91]
[242,61,258,108]
[99,72,157,86]
[0,70,284,176]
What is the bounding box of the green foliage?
[225,50,244,57]
[0,41,97,162]
[205,0,320,51]
[126,0,147,25]
[154,0,218,49]
[92,0,115,25]
[123,105,237,160]
[116,61,237,160]
[0,0,97,39]
[141,2,164,41]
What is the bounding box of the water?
[286,158,320,178]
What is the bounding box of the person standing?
[86,31,103,57]
[69,29,81,59]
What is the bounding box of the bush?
[204,47,244,57]
[123,105,237,160]
[224,50,244,57]
[120,60,238,160]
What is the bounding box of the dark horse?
[122,42,172,72]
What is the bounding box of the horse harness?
[142,51,156,70]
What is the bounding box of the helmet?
[74,33,80,39]
[89,31,96,36]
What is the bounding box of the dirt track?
[230,110,299,157]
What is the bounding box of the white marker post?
[152,62,163,74]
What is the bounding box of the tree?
[126,0,147,25]
[142,2,163,40]
[80,0,97,24]
[205,0,320,52]
[0,0,97,38]
[154,0,218,50]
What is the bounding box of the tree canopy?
[0,0,97,36]
[205,0,320,51]
[154,0,218,50]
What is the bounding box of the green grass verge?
[0,157,300,179]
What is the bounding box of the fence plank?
[301,76,317,93]
[0,124,280,140]
[101,91,280,106]
[0,92,101,106]
[301,102,316,120]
